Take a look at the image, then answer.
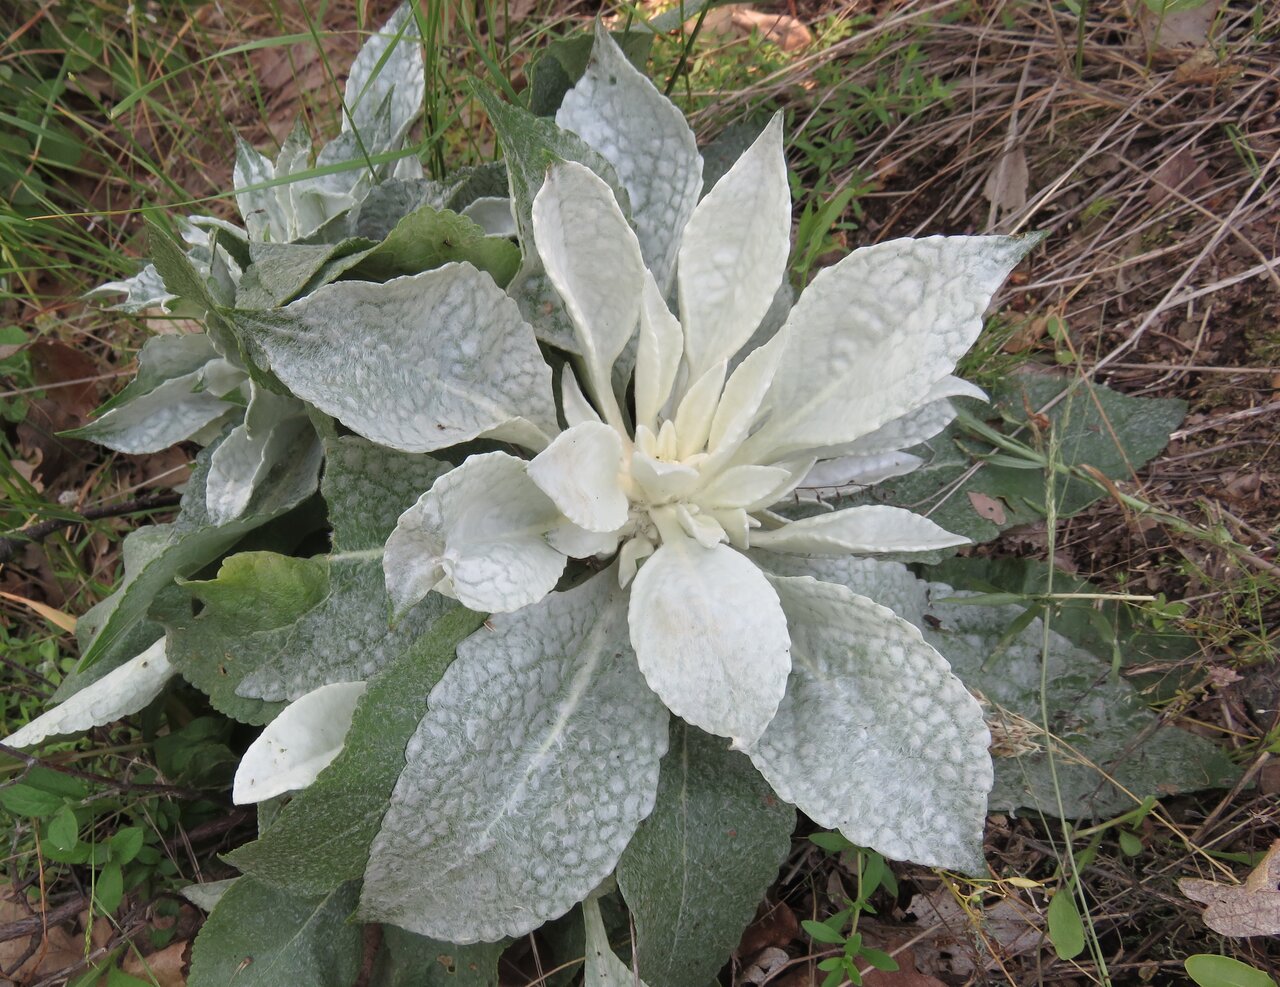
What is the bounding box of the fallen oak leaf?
[967,492,1007,525]
[1179,839,1280,937]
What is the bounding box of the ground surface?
[1,1,1277,985]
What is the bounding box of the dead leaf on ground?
[738,899,801,957]
[27,338,101,420]
[1147,148,1211,207]
[121,939,189,987]
[864,945,947,987]
[16,338,103,484]
[739,946,791,985]
[0,590,77,634]
[1002,316,1049,355]
[702,5,813,51]
[1180,838,1280,937]
[1259,759,1280,797]
[967,491,1007,525]
[0,893,81,983]
[906,889,1045,978]
[1136,0,1222,50]
[984,147,1029,222]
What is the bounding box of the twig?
[0,743,205,799]
[1170,400,1280,441]
[0,894,85,945]
[0,493,181,566]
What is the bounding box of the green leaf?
[808,831,855,854]
[616,722,793,987]
[802,919,846,945]
[225,606,483,895]
[171,433,456,719]
[106,967,154,987]
[1118,830,1143,857]
[187,877,361,987]
[1185,955,1278,987]
[76,431,315,678]
[19,766,90,800]
[0,783,65,818]
[166,553,324,724]
[928,556,1197,672]
[831,373,1185,544]
[371,925,506,987]
[528,29,652,117]
[1144,0,1211,12]
[924,589,1239,817]
[1046,889,1085,960]
[96,861,124,915]
[360,572,670,942]
[340,203,519,287]
[48,803,79,851]
[860,948,899,972]
[110,827,145,865]
[235,239,373,309]
[146,220,245,364]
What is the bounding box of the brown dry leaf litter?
[1181,838,1280,938]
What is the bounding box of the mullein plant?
[8,16,1062,982]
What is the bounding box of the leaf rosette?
[216,25,1041,943]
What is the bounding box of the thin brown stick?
[0,492,181,566]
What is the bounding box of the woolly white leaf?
[4,640,173,747]
[677,114,789,383]
[796,451,925,495]
[560,364,601,428]
[85,264,175,313]
[343,3,423,148]
[205,387,312,526]
[360,573,668,942]
[744,235,1038,461]
[707,330,786,463]
[546,520,622,560]
[583,896,653,987]
[628,532,790,746]
[629,448,701,503]
[748,576,991,872]
[694,464,792,511]
[234,136,284,241]
[750,505,968,556]
[73,370,241,454]
[239,264,557,453]
[634,268,683,433]
[672,362,726,460]
[749,552,929,625]
[461,196,517,237]
[180,878,238,912]
[532,162,645,418]
[557,23,702,290]
[528,422,629,533]
[232,681,367,804]
[384,452,565,616]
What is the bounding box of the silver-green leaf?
[360,571,669,943]
[617,722,795,987]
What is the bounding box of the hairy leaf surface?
[187,877,361,987]
[617,722,794,987]
[360,572,669,942]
